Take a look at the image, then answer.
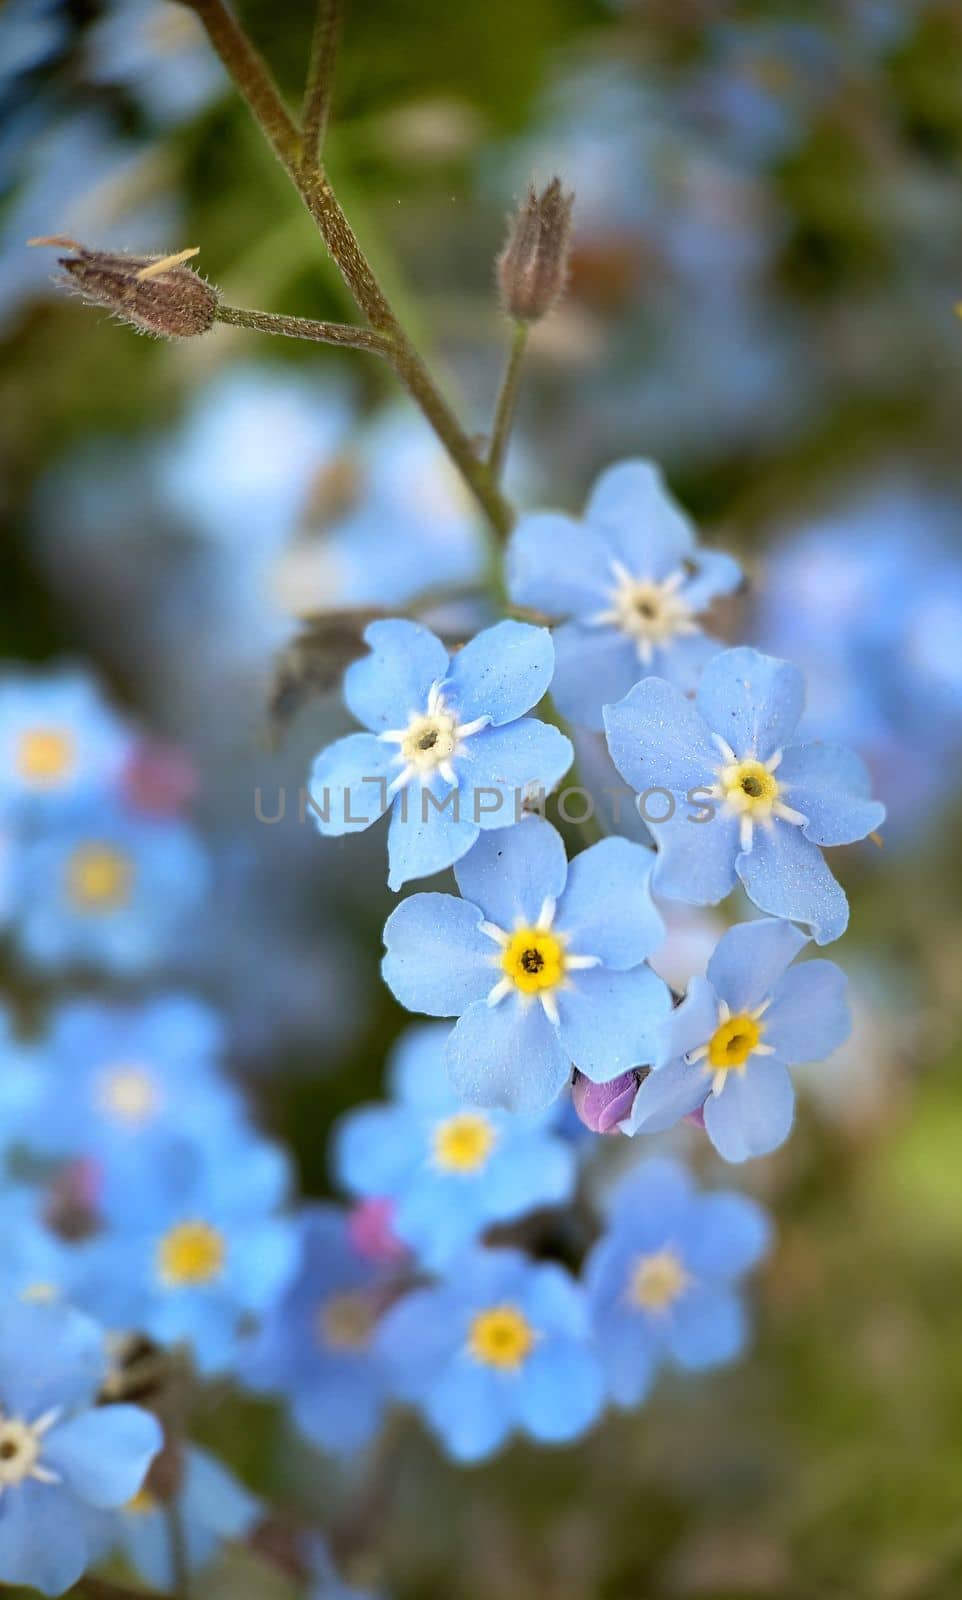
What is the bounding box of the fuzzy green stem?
[487,321,529,479]
[301,0,342,161]
[165,1497,191,1600]
[215,302,392,353]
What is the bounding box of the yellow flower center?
[124,1488,157,1516]
[718,758,780,816]
[97,1065,159,1125]
[708,1012,763,1072]
[501,928,566,996]
[18,728,74,786]
[19,1282,59,1305]
[156,1220,225,1287]
[67,844,133,910]
[318,1291,376,1351]
[629,1248,690,1311]
[467,1304,536,1371]
[433,1111,496,1174]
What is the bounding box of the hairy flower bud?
[571,1068,641,1135]
[27,237,218,339]
[497,178,574,322]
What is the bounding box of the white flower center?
[706,736,808,853]
[0,1410,61,1492]
[96,1064,160,1126]
[587,562,699,665]
[378,683,489,795]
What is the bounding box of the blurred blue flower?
[508,460,741,729]
[84,0,226,126]
[76,1134,296,1376]
[0,1187,80,1307]
[334,1023,576,1269]
[383,817,670,1112]
[28,995,241,1163]
[0,1302,161,1596]
[238,1206,395,1457]
[584,1157,771,1406]
[376,1247,604,1463]
[305,1535,384,1600]
[0,668,131,818]
[309,619,572,890]
[9,802,209,976]
[86,1445,259,1590]
[605,646,886,943]
[0,1005,44,1159]
[628,918,851,1161]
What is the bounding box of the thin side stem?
[487,320,529,479]
[301,0,342,161]
[215,302,393,354]
[165,1497,191,1600]
[76,1578,166,1600]
[183,0,515,542]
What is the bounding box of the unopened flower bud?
[572,1068,640,1135]
[27,236,218,339]
[497,178,574,322]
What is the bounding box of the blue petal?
[445,994,572,1113]
[382,894,495,1016]
[776,741,886,845]
[703,1058,795,1162]
[482,1134,576,1222]
[522,1260,591,1338]
[625,1057,708,1135]
[706,917,809,1014]
[517,1341,605,1443]
[394,1176,484,1267]
[444,620,554,726]
[605,1156,694,1233]
[0,1481,88,1596]
[307,735,395,836]
[225,1220,298,1310]
[387,1023,451,1107]
[651,808,740,905]
[424,1358,515,1462]
[45,1406,162,1508]
[292,1363,385,1456]
[764,960,851,1064]
[658,974,719,1067]
[680,548,743,611]
[585,459,695,576]
[696,647,804,760]
[593,1315,658,1408]
[506,512,612,616]
[375,1287,462,1401]
[554,836,663,969]
[681,1193,773,1281]
[334,1105,422,1196]
[652,631,724,693]
[736,824,849,945]
[667,1284,748,1369]
[386,786,479,890]
[184,1447,259,1538]
[550,624,640,732]
[454,816,568,930]
[0,1304,103,1416]
[455,719,573,829]
[344,620,449,732]
[556,965,672,1082]
[604,677,717,795]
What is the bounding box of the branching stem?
[301,0,342,161]
[215,303,392,354]
[488,320,529,479]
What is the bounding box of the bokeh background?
[4,1,962,1595]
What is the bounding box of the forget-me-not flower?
[9,802,209,975]
[0,669,131,817]
[76,1134,297,1376]
[584,1157,771,1406]
[309,620,572,889]
[376,1246,604,1463]
[604,645,886,943]
[0,1188,81,1308]
[0,1302,161,1596]
[507,460,741,729]
[629,918,850,1160]
[334,1023,576,1268]
[238,1205,395,1456]
[382,817,670,1112]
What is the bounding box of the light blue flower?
[237,1206,394,1457]
[0,668,131,817]
[0,1302,161,1596]
[0,1187,81,1307]
[75,1134,297,1377]
[28,995,241,1163]
[84,0,226,127]
[629,918,851,1161]
[334,1023,576,1269]
[508,460,741,729]
[305,1535,384,1600]
[86,1445,259,1590]
[604,646,886,944]
[382,817,670,1112]
[9,802,209,976]
[309,620,573,890]
[584,1157,771,1406]
[376,1247,604,1463]
[0,1005,44,1159]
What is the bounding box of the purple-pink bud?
[572,1069,640,1135]
[497,177,574,322]
[348,1197,409,1265]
